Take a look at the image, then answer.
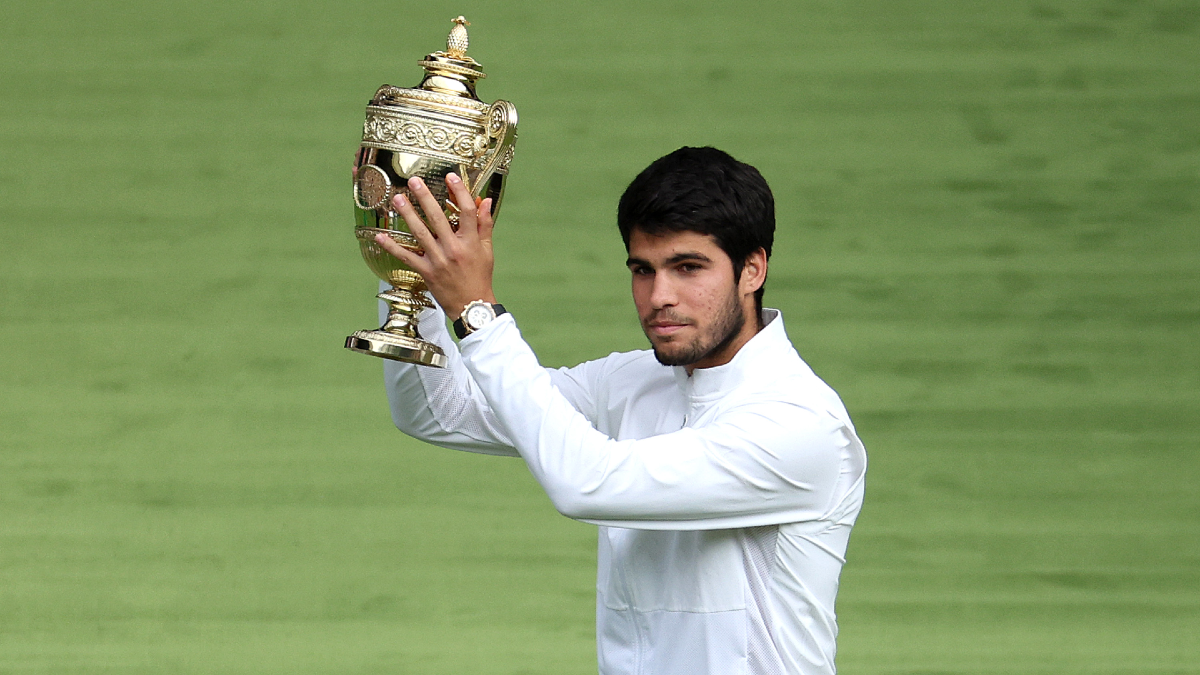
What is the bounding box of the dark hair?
[617,146,774,313]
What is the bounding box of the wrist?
[453,300,507,340]
[445,292,498,321]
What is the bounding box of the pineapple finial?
[446,16,470,59]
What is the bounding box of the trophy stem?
[344,286,448,367]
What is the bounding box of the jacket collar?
[672,309,792,401]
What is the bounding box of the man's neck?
[685,309,766,375]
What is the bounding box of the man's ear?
[740,248,768,295]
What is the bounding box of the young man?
[373,147,867,675]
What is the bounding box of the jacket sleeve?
[458,314,860,530]
[380,287,597,456]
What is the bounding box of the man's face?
[626,229,754,371]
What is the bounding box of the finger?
[373,232,430,277]
[406,176,455,240]
[391,192,443,262]
[444,173,478,239]
[477,198,495,243]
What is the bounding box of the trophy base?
[345,330,448,367]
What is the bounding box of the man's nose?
[649,275,676,309]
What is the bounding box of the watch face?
[465,303,495,330]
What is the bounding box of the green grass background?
[2,0,1198,673]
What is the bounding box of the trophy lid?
[368,16,492,113]
[415,16,487,99]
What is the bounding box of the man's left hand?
[374,173,497,321]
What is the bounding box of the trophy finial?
[447,16,470,59]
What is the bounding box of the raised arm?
[372,171,536,456]
[380,289,517,455]
[457,315,865,529]
[379,284,597,457]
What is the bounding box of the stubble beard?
[647,290,746,367]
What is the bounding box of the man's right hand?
[373,173,498,321]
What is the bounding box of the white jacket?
[383,302,867,675]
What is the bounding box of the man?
[373,147,866,675]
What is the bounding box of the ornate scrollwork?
[363,113,487,164]
[498,145,516,171]
[488,105,506,137]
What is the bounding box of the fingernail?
[394,193,406,207]
[408,176,422,190]
[447,172,460,184]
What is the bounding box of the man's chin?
[651,344,700,367]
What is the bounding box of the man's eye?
[630,266,653,276]
[679,264,701,273]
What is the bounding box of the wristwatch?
[453,300,507,340]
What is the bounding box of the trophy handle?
[472,100,518,199]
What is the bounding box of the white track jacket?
[382,302,867,675]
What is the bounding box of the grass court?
[1,1,1198,673]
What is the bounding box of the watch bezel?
[453,301,507,340]
[463,301,497,331]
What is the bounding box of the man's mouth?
[645,316,691,337]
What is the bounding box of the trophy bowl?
[345,16,518,366]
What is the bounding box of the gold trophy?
[345,16,518,366]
